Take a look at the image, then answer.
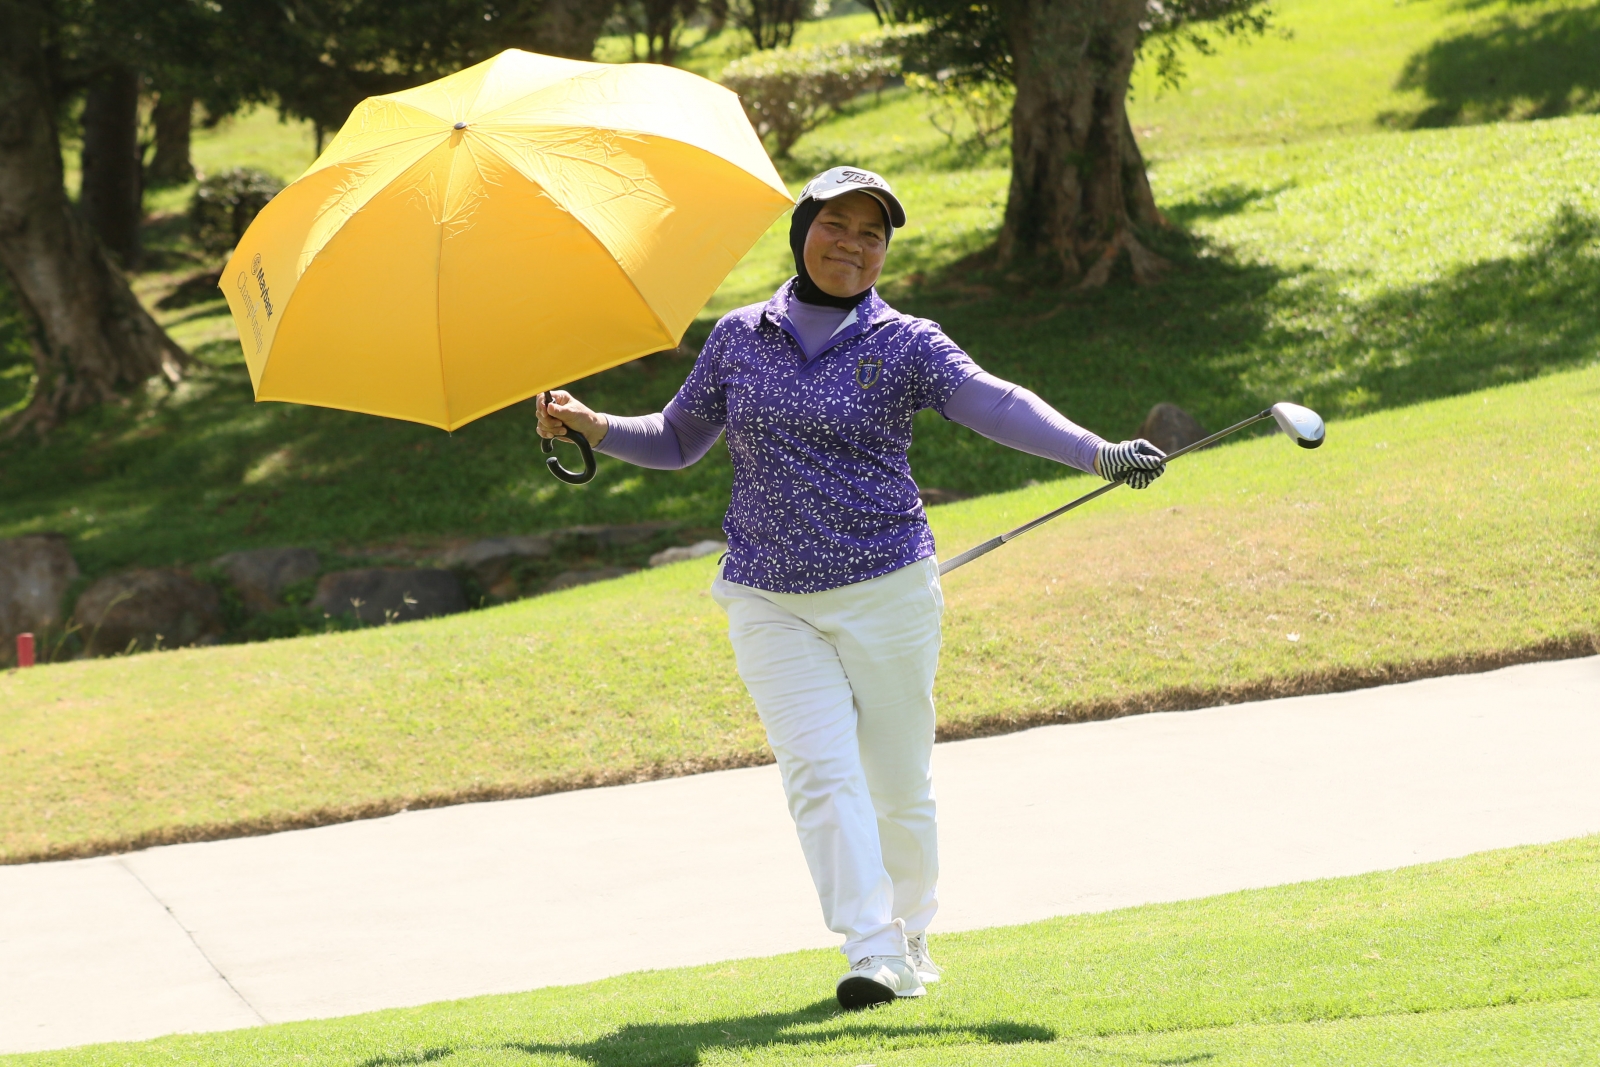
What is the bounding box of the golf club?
[938,402,1325,576]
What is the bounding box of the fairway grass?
[8,836,1598,1065]
[1127,0,1600,154]
[2,365,1595,862]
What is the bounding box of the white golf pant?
[712,556,944,964]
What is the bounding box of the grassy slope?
[5,1,1599,576]
[3,364,1594,860]
[1127,0,1600,154]
[8,836,1598,1065]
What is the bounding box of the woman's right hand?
[538,390,608,447]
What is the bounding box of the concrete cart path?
[4,656,1598,1054]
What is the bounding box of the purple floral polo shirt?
[673,280,980,593]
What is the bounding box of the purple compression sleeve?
[593,399,724,470]
[943,372,1105,474]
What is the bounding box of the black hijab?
[789,195,892,309]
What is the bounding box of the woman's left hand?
[1095,439,1167,489]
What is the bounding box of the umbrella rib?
[475,129,785,348]
[302,128,447,183]
[435,205,449,428]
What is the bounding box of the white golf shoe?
[906,930,941,983]
[836,954,925,1010]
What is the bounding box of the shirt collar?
[764,278,896,334]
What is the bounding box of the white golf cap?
[798,166,907,229]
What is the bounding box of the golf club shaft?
[938,409,1273,576]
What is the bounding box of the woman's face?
[802,192,888,298]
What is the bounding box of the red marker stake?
[16,633,35,668]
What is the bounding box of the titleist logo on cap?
[837,169,882,187]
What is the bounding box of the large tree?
[0,0,185,435]
[729,0,806,50]
[78,64,144,266]
[900,0,1271,286]
[236,0,620,149]
[612,0,704,65]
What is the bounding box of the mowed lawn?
[3,364,1595,862]
[7,836,1597,1066]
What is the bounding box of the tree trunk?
[145,91,194,186]
[706,0,729,37]
[0,3,184,436]
[997,0,1167,287]
[534,0,620,58]
[79,64,143,267]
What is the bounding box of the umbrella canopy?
[220,50,792,431]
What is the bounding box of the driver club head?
[1270,402,1325,449]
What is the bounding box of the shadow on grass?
[502,999,1053,1067]
[1386,2,1600,127]
[1162,181,1295,227]
[359,1050,453,1066]
[155,269,225,310]
[785,128,1008,182]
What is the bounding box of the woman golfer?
[538,167,1166,1010]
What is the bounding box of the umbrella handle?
[540,391,597,484]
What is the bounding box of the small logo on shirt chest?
[855,356,883,390]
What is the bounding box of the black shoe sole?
[836,975,898,1011]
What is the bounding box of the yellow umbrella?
[220,49,791,436]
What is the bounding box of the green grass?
[1127,0,1600,155]
[3,364,1594,861]
[8,836,1598,1065]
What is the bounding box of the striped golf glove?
[1095,439,1167,489]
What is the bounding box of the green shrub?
[189,167,282,254]
[720,30,914,157]
[905,69,1013,149]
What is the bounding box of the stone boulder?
[73,569,224,656]
[553,522,669,549]
[212,547,319,613]
[545,566,635,593]
[917,487,967,507]
[440,536,552,600]
[0,534,80,664]
[648,540,725,567]
[311,568,467,625]
[1136,403,1210,455]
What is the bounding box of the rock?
[212,547,319,613]
[553,523,669,549]
[441,535,553,569]
[649,540,726,567]
[1136,403,1210,455]
[440,536,552,599]
[73,569,224,656]
[310,568,467,625]
[917,487,967,507]
[0,534,80,663]
[544,567,635,593]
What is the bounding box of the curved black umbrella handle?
[540,391,597,484]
